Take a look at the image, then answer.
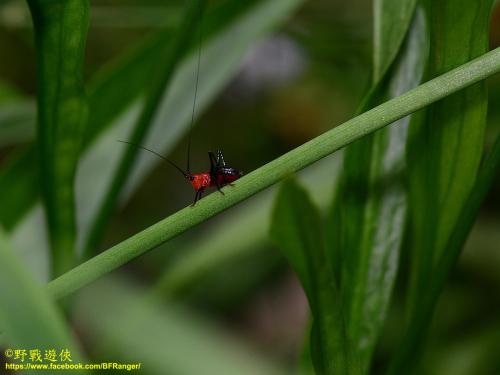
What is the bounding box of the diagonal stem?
[48,47,500,300]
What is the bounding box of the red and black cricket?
[119,3,242,205]
[118,141,242,205]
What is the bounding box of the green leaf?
[73,276,285,375]
[0,230,86,373]
[27,0,90,276]
[45,47,500,301]
[389,133,500,374]
[326,3,424,371]
[373,0,417,82]
[407,0,494,270]
[270,178,356,375]
[434,133,500,295]
[391,0,495,372]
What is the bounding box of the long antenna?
[117,140,188,178]
[187,3,203,172]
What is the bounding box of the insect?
[119,2,242,205]
[119,141,242,205]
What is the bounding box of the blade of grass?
[0,230,86,371]
[82,0,207,258]
[406,0,494,315]
[433,133,500,299]
[45,47,500,300]
[373,0,417,83]
[27,0,89,276]
[397,1,494,371]
[388,132,500,374]
[270,178,358,374]
[326,5,425,371]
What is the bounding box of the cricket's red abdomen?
[190,173,211,191]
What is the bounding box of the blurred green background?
[0,0,499,373]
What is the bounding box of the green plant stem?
[47,47,500,300]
